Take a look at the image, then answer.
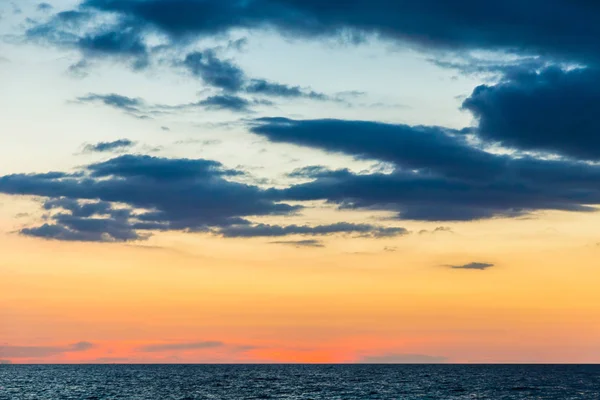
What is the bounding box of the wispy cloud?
[138,341,224,353]
[271,239,325,248]
[0,342,94,358]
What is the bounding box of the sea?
[1,364,599,399]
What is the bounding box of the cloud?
[75,91,261,116]
[77,29,149,69]
[251,117,496,180]
[67,59,89,78]
[83,139,136,153]
[0,360,12,364]
[182,50,330,101]
[447,262,495,270]
[139,341,224,352]
[271,239,324,248]
[358,353,448,364]
[463,66,600,161]
[253,117,600,221]
[245,79,328,100]
[198,95,252,113]
[420,226,453,235]
[183,50,246,92]
[26,11,149,70]
[220,222,408,238]
[76,93,146,115]
[0,153,411,242]
[0,342,94,358]
[0,154,299,242]
[27,10,332,102]
[36,0,600,66]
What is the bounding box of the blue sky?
[1,0,600,243]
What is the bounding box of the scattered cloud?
[0,153,409,242]
[270,239,324,248]
[83,139,136,153]
[0,155,299,242]
[181,49,332,102]
[76,93,148,117]
[0,342,94,358]
[183,50,246,93]
[198,95,252,113]
[420,226,454,234]
[220,222,408,239]
[139,341,224,353]
[447,262,495,271]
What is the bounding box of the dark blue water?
[1,364,599,399]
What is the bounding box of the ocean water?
[1,364,599,399]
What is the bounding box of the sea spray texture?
[1,364,600,399]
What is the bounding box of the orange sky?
[2,198,600,364]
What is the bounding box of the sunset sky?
[2,0,600,364]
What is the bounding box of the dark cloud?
[0,155,299,242]
[220,222,407,238]
[0,342,94,358]
[448,262,494,270]
[182,50,330,101]
[358,353,448,364]
[77,93,146,114]
[271,239,324,248]
[252,118,496,180]
[245,79,328,100]
[83,139,136,153]
[139,341,224,352]
[0,154,412,242]
[44,0,600,66]
[183,50,246,92]
[26,11,149,69]
[76,91,261,116]
[27,10,332,101]
[253,117,600,221]
[463,66,600,161]
[77,29,149,69]
[198,95,252,113]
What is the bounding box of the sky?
[1,0,600,364]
